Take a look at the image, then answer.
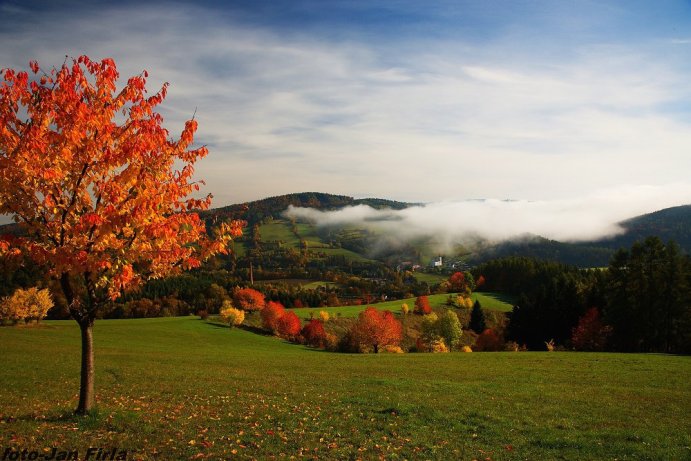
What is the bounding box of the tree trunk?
[76,319,95,414]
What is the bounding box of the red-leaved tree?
[571,307,612,351]
[351,307,402,353]
[414,295,432,315]
[301,318,327,348]
[233,287,265,311]
[448,272,466,292]
[276,311,301,340]
[0,56,242,413]
[474,328,503,351]
[261,301,286,333]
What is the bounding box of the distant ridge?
[2,193,689,267]
[203,192,414,225]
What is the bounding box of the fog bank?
[284,184,691,245]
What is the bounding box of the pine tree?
[469,300,487,334]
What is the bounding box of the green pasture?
[258,221,300,246]
[411,271,448,284]
[0,317,688,460]
[292,292,513,319]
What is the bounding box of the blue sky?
[1,0,691,223]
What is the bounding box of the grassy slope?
[291,292,513,319]
[1,318,689,460]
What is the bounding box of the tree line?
[473,237,691,353]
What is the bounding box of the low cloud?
[284,184,691,247]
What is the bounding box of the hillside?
[599,204,691,250]
[471,205,691,266]
[203,192,414,225]
[209,193,690,267]
[2,192,689,267]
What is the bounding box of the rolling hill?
[201,193,690,267]
[2,192,689,267]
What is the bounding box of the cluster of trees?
[474,237,691,353]
[255,296,403,353]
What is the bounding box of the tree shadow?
[203,319,272,336]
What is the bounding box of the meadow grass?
[258,221,300,246]
[1,317,688,460]
[411,271,448,284]
[292,292,513,319]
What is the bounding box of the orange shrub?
[233,287,265,311]
[276,311,301,339]
[414,295,432,315]
[261,301,286,333]
[301,319,327,348]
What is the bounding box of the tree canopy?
[0,56,241,413]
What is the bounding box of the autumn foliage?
[233,287,266,311]
[474,328,503,352]
[414,295,432,315]
[350,307,402,353]
[219,302,245,327]
[261,301,286,332]
[571,307,612,351]
[301,319,327,348]
[0,56,242,301]
[448,272,467,292]
[0,56,242,413]
[0,287,53,324]
[276,311,302,339]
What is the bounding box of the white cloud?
[1,1,690,211]
[285,184,691,245]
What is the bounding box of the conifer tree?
[469,300,487,334]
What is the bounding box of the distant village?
[396,256,471,273]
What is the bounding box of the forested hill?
[203,192,413,225]
[602,205,691,250]
[468,205,691,266]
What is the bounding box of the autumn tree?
[439,309,462,350]
[448,272,467,293]
[301,318,327,348]
[0,57,242,414]
[233,287,266,311]
[219,300,245,328]
[419,312,441,351]
[475,328,503,351]
[261,300,286,333]
[276,310,301,340]
[351,307,402,353]
[414,295,432,315]
[18,286,54,323]
[571,307,612,351]
[0,288,29,324]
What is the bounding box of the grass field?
[1,317,689,460]
[291,292,514,319]
[259,221,300,246]
[411,272,448,284]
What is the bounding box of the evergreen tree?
[605,237,691,353]
[469,300,487,334]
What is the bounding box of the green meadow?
[1,317,689,460]
[291,292,514,319]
